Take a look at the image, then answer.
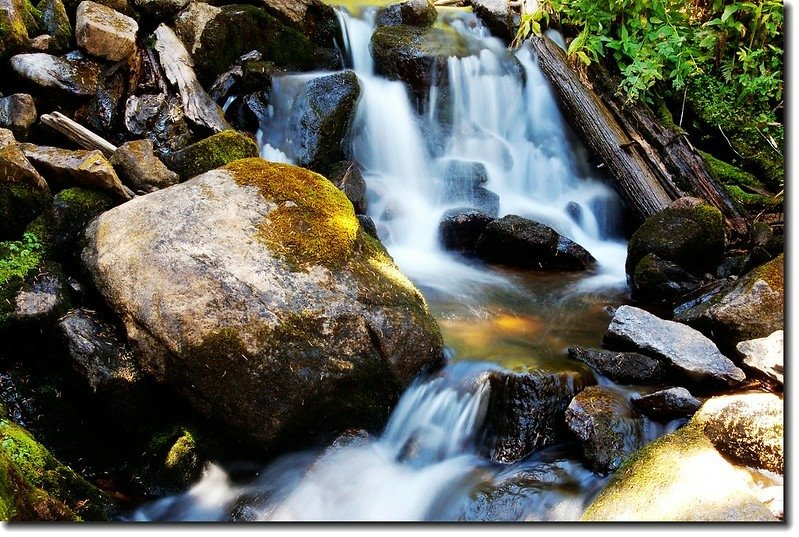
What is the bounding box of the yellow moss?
[225,158,359,270]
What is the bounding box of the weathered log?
[529,35,674,222]
[40,111,118,158]
[153,24,230,134]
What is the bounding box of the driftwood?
[40,111,118,158]
[529,35,674,221]
[529,35,749,239]
[153,24,230,134]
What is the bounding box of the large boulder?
[10,52,102,97]
[564,385,646,474]
[81,158,445,451]
[582,423,777,521]
[674,255,783,350]
[692,393,783,474]
[736,330,783,386]
[285,71,361,170]
[626,200,725,277]
[604,305,745,388]
[75,1,138,62]
[438,208,494,254]
[475,214,596,270]
[376,0,438,28]
[567,346,666,385]
[480,368,590,463]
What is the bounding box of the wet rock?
[8,266,70,326]
[567,346,666,385]
[323,160,368,215]
[123,93,194,153]
[371,23,474,100]
[471,0,515,42]
[140,425,206,495]
[287,71,361,170]
[626,199,725,277]
[40,0,72,52]
[0,94,37,139]
[0,410,114,521]
[75,1,138,62]
[357,215,379,240]
[631,253,703,306]
[631,387,701,421]
[1,133,51,239]
[168,130,258,180]
[481,369,589,463]
[565,385,646,474]
[603,305,745,387]
[22,144,131,200]
[376,0,438,28]
[475,214,596,270]
[582,424,777,521]
[438,208,493,253]
[131,0,189,17]
[693,393,783,474]
[81,158,444,451]
[110,139,180,193]
[674,255,783,351]
[10,52,101,97]
[258,0,339,45]
[442,159,489,188]
[736,330,783,386]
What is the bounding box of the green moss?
[0,232,44,328]
[143,425,203,492]
[225,158,359,270]
[173,130,259,180]
[54,187,114,219]
[0,179,52,239]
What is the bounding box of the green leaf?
[721,5,740,22]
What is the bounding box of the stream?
[130,3,663,522]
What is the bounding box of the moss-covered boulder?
[168,130,258,180]
[81,158,445,453]
[674,254,783,350]
[631,253,703,306]
[626,199,725,278]
[582,423,776,521]
[0,407,114,521]
[1,0,38,61]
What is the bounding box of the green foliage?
[0,232,42,286]
[518,0,783,106]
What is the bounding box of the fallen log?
[40,111,118,158]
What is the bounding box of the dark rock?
[631,387,701,421]
[257,0,340,46]
[693,393,783,474]
[631,253,703,306]
[123,93,194,154]
[626,199,725,277]
[286,71,361,170]
[10,52,101,97]
[481,369,590,463]
[81,158,445,452]
[376,0,438,28]
[357,214,379,239]
[674,255,783,351]
[604,305,745,388]
[567,346,666,385]
[132,0,189,17]
[0,94,37,140]
[323,160,368,214]
[736,330,783,386]
[717,255,747,278]
[475,214,596,270]
[6,265,70,327]
[168,130,259,180]
[110,139,180,193]
[0,132,51,239]
[438,208,493,253]
[471,0,516,42]
[139,425,206,495]
[565,385,646,474]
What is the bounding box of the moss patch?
[701,151,780,211]
[172,130,259,180]
[225,158,359,270]
[0,180,51,240]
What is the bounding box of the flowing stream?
[131,4,656,522]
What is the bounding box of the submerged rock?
[565,385,646,474]
[81,158,444,451]
[75,1,138,62]
[674,255,783,350]
[481,369,589,463]
[438,208,494,254]
[110,139,180,193]
[567,346,666,385]
[631,387,701,421]
[10,52,101,97]
[582,423,777,521]
[167,130,258,180]
[475,214,596,270]
[736,330,783,386]
[603,305,745,388]
[0,94,37,139]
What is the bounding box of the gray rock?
[475,214,596,270]
[75,1,138,62]
[438,208,494,253]
[442,159,489,188]
[631,253,703,306]
[376,0,438,27]
[11,267,71,325]
[22,144,131,200]
[631,387,701,421]
[737,330,783,386]
[81,158,444,451]
[287,71,361,170]
[0,94,37,139]
[568,346,666,385]
[471,0,515,42]
[10,52,101,97]
[604,305,745,387]
[110,139,180,193]
[481,368,590,463]
[693,393,783,474]
[565,385,646,474]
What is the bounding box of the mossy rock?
[626,203,725,277]
[169,130,258,181]
[1,0,34,61]
[140,425,206,494]
[39,0,72,52]
[631,253,702,306]
[0,179,51,241]
[701,151,780,211]
[0,409,113,521]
